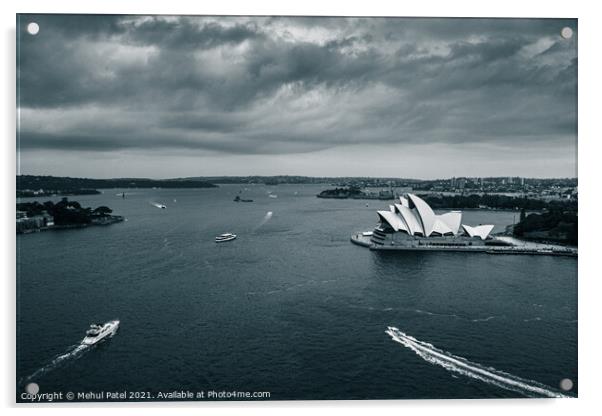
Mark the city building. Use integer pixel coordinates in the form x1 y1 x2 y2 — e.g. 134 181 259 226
16 211 55 233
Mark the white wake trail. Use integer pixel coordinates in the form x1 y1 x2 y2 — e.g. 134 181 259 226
21 344 90 385
253 211 273 232
385 326 571 398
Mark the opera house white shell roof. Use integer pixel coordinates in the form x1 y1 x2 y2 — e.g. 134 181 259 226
461 224 495 240
376 194 494 240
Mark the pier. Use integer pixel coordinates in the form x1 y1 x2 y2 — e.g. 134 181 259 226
350 233 577 257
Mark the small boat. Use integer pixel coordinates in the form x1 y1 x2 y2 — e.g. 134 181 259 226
215 233 237 243
268 194 278 199
234 196 254 202
81 320 120 345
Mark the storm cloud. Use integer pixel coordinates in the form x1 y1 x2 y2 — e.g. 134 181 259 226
17 15 577 178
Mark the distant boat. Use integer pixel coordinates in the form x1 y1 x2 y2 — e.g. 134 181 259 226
268 194 278 199
215 233 237 243
151 202 166 209
234 196 254 202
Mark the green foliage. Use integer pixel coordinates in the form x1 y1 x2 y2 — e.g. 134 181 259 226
513 209 578 245
93 206 113 215
420 194 576 211
17 175 217 191
16 198 114 226
318 187 363 198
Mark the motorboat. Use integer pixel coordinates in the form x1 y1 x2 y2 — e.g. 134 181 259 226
215 233 237 243
81 320 120 345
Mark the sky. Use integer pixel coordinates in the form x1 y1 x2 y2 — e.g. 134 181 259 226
17 15 577 179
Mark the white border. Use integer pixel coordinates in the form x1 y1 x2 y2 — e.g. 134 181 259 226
2 1 601 415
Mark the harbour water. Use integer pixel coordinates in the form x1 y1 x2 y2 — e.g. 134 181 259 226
16 184 577 400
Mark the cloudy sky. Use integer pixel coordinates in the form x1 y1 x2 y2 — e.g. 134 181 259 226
17 15 577 179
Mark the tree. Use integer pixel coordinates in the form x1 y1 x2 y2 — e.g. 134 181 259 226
93 206 113 216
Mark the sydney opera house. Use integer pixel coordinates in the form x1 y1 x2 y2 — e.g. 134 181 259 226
355 194 501 250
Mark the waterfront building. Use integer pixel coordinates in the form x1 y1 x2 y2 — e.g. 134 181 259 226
369 194 497 248
16 212 54 233
351 193 577 256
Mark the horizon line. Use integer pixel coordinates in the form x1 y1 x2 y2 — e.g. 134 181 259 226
16 173 578 181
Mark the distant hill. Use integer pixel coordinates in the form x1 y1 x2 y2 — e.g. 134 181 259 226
17 175 218 194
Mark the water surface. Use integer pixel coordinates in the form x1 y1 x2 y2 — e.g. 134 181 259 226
16 184 577 400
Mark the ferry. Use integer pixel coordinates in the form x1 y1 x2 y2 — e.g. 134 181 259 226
81 320 120 345
215 233 237 243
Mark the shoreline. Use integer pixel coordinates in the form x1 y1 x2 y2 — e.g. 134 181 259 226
350 233 577 257
17 215 125 235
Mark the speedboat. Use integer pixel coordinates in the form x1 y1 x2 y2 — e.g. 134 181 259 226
215 233 237 243
81 320 120 345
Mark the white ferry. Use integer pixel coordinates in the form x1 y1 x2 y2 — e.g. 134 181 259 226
215 233 237 243
81 320 120 345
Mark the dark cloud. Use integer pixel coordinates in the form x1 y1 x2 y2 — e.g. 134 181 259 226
16 14 577 177
125 18 262 49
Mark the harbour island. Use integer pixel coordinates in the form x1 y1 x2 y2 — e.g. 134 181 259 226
16 197 124 234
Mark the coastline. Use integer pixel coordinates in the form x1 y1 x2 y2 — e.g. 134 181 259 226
16 215 125 235
350 232 577 257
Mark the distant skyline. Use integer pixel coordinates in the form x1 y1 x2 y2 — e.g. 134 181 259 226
17 15 577 179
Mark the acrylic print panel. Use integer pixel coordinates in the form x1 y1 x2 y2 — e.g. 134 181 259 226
16 14 577 402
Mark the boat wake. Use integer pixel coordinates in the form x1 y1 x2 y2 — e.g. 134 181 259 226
385 326 571 398
253 211 273 231
20 344 90 386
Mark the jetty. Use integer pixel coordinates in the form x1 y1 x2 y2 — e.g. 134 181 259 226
350 232 577 257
